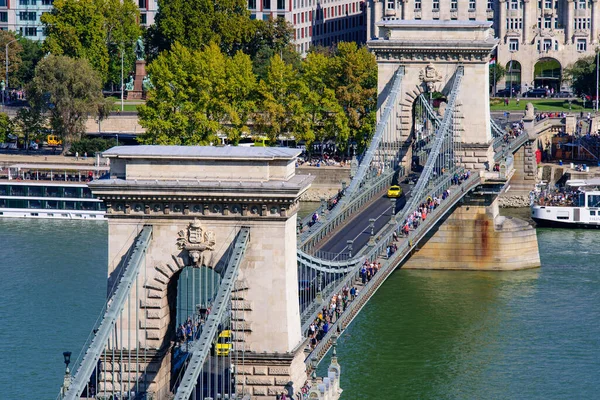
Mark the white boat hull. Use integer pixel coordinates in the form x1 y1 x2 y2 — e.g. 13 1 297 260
0 208 105 220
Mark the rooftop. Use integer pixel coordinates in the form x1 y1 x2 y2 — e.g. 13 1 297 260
103 145 302 160
376 20 493 28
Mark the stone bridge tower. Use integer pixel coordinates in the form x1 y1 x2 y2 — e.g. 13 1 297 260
368 20 498 171
89 146 314 398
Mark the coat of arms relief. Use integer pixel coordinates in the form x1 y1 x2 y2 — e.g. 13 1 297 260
419 63 443 93
177 218 216 268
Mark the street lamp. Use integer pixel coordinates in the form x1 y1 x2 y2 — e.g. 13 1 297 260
120 48 124 112
61 351 72 396
5 38 17 103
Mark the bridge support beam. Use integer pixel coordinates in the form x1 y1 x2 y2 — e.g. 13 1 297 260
401 194 540 270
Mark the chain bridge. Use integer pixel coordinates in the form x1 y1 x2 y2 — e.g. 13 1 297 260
58 20 543 400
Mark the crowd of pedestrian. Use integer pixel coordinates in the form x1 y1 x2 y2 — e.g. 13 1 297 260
176 311 209 348
531 187 580 207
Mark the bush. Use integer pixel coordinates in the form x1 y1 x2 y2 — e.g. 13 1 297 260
69 137 121 156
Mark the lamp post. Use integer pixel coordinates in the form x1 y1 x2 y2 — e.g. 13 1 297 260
61 351 72 397
596 49 599 113
121 48 124 112
4 38 17 104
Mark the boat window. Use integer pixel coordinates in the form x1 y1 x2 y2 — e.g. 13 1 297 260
81 187 92 198
0 199 5 207
10 186 24 196
46 187 60 197
80 202 95 210
587 194 600 208
28 200 42 209
0 186 6 195
64 201 76 210
574 192 585 207
28 186 42 196
64 187 78 197
590 210 596 216
45 200 59 209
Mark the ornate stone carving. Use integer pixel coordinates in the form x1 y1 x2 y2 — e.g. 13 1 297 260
419 63 443 92
176 218 216 268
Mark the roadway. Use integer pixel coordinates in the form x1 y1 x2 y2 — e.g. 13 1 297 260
316 181 413 258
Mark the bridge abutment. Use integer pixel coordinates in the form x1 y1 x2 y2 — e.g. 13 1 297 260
402 195 540 270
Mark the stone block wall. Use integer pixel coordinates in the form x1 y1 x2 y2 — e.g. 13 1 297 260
402 195 540 270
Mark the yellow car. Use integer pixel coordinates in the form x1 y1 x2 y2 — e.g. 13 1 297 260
215 330 233 356
387 185 403 198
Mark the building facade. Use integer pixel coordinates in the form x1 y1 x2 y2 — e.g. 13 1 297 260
368 0 600 93
0 0 157 41
249 0 366 54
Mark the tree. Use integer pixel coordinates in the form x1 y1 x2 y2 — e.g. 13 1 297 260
14 36 43 88
41 0 140 86
565 55 597 97
0 31 23 89
0 112 14 143
248 18 300 80
27 55 109 153
489 64 506 90
150 0 256 56
70 137 121 155
329 42 377 153
300 52 349 154
254 55 309 143
138 42 256 145
15 107 46 150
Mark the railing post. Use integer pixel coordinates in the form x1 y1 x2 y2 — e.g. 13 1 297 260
347 239 353 258
389 197 396 225
368 218 376 246
320 197 327 221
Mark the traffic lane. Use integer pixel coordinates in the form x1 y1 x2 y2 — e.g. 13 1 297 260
318 193 407 255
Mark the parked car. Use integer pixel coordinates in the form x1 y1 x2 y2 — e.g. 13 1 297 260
553 91 572 98
523 89 547 98
495 89 512 97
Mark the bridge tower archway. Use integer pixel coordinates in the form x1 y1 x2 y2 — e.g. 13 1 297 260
368 20 499 171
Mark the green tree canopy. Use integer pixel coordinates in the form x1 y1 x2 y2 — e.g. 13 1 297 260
27 55 109 153
0 31 23 88
565 55 597 96
138 42 256 145
0 112 14 143
41 0 140 86
150 0 256 56
14 36 43 88
489 64 506 89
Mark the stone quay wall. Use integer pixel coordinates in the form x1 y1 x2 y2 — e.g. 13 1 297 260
296 166 350 202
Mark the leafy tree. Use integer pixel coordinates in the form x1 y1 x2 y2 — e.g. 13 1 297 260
329 42 377 153
489 64 506 89
41 0 140 86
0 112 14 143
15 107 46 150
150 0 256 56
300 52 349 154
565 55 597 97
254 55 309 143
138 42 256 145
14 36 43 88
27 55 109 153
249 18 300 80
0 31 23 89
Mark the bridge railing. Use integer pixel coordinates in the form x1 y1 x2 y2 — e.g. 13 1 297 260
305 173 481 367
62 225 153 400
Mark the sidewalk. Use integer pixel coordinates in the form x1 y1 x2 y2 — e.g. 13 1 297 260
0 153 96 167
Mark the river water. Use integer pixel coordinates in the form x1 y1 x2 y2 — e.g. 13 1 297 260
1 214 599 399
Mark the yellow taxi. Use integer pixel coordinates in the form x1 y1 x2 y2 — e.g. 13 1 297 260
387 185 403 198
215 330 233 356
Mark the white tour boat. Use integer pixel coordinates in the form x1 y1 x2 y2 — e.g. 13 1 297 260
0 163 108 220
531 178 600 228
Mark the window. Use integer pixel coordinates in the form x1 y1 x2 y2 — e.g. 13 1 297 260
0 0 6 6
140 13 147 24
0 12 6 22
138 0 146 8
469 0 476 10
487 0 493 10
248 0 256 8
507 18 522 30
415 0 421 10
590 210 596 216
575 18 591 30
544 17 551 29
19 12 36 21
432 0 439 10
509 38 519 51
24 27 37 37
263 0 269 9
387 0 394 9
541 38 552 51
277 0 284 9
41 0 53 4
575 0 586 9
577 38 587 51
510 0 519 10
544 0 551 8
451 0 457 10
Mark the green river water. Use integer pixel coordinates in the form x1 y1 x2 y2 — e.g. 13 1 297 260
0 210 599 399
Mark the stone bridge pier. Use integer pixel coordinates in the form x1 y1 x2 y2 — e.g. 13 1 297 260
89 146 316 398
